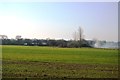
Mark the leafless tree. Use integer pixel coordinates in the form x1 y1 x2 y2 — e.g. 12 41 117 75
78 27 84 47
16 35 22 40
0 35 8 39
73 27 84 47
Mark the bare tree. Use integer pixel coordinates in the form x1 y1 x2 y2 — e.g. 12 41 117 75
72 27 84 47
0 35 8 39
78 27 84 47
16 35 22 40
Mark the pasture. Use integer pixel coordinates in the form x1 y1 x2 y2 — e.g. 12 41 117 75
2 45 118 78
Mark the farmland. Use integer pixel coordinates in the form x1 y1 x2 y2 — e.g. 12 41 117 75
2 45 118 78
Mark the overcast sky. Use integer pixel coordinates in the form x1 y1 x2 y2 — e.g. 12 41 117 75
0 2 118 41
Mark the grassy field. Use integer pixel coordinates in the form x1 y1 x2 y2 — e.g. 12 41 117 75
2 45 118 78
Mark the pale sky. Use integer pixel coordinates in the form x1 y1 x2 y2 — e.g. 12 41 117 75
0 2 118 41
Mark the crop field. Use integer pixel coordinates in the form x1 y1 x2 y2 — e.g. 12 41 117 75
2 45 118 78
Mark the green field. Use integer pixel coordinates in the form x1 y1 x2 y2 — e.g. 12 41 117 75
2 45 118 78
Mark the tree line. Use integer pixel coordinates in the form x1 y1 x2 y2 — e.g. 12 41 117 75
0 38 92 48
0 27 94 48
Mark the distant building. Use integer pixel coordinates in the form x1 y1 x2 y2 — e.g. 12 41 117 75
24 43 27 46
42 42 47 45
